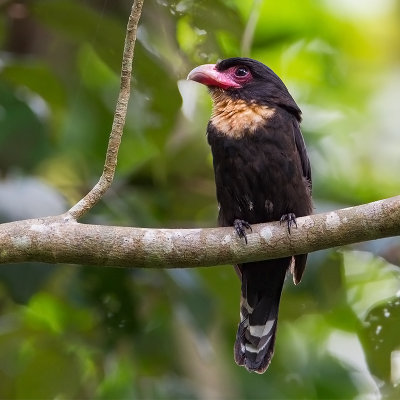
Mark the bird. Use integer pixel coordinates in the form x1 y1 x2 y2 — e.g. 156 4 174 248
187 57 312 373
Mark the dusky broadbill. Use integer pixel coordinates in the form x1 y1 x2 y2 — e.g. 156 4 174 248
187 57 312 373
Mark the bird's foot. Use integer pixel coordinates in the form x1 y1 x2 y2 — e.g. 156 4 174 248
233 219 252 244
280 213 297 234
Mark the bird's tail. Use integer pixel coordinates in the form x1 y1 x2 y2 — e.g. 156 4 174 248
234 258 290 373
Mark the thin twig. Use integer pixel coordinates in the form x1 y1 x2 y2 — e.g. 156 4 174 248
67 0 144 220
241 0 262 57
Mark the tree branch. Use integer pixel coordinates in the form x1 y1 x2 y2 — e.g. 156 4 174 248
66 0 144 221
1 196 399 268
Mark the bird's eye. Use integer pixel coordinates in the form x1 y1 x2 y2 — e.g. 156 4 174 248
235 66 249 77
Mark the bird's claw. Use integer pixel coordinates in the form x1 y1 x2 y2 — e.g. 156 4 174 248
233 219 252 244
280 213 297 234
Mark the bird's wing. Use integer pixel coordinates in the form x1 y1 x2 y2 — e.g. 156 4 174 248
293 121 312 190
292 121 312 284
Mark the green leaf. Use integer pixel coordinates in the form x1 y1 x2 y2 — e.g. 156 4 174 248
32 0 125 70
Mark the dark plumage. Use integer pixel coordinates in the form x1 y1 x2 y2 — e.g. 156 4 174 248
188 57 312 373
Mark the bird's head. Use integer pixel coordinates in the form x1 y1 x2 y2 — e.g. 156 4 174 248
187 57 301 122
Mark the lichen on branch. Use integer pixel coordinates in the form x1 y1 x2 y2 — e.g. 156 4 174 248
1 196 399 268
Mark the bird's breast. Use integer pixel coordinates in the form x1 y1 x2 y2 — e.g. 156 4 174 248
210 91 275 139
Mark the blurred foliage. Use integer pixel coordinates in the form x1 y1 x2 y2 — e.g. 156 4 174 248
0 0 400 398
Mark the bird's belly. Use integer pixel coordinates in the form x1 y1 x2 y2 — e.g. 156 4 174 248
214 143 310 226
